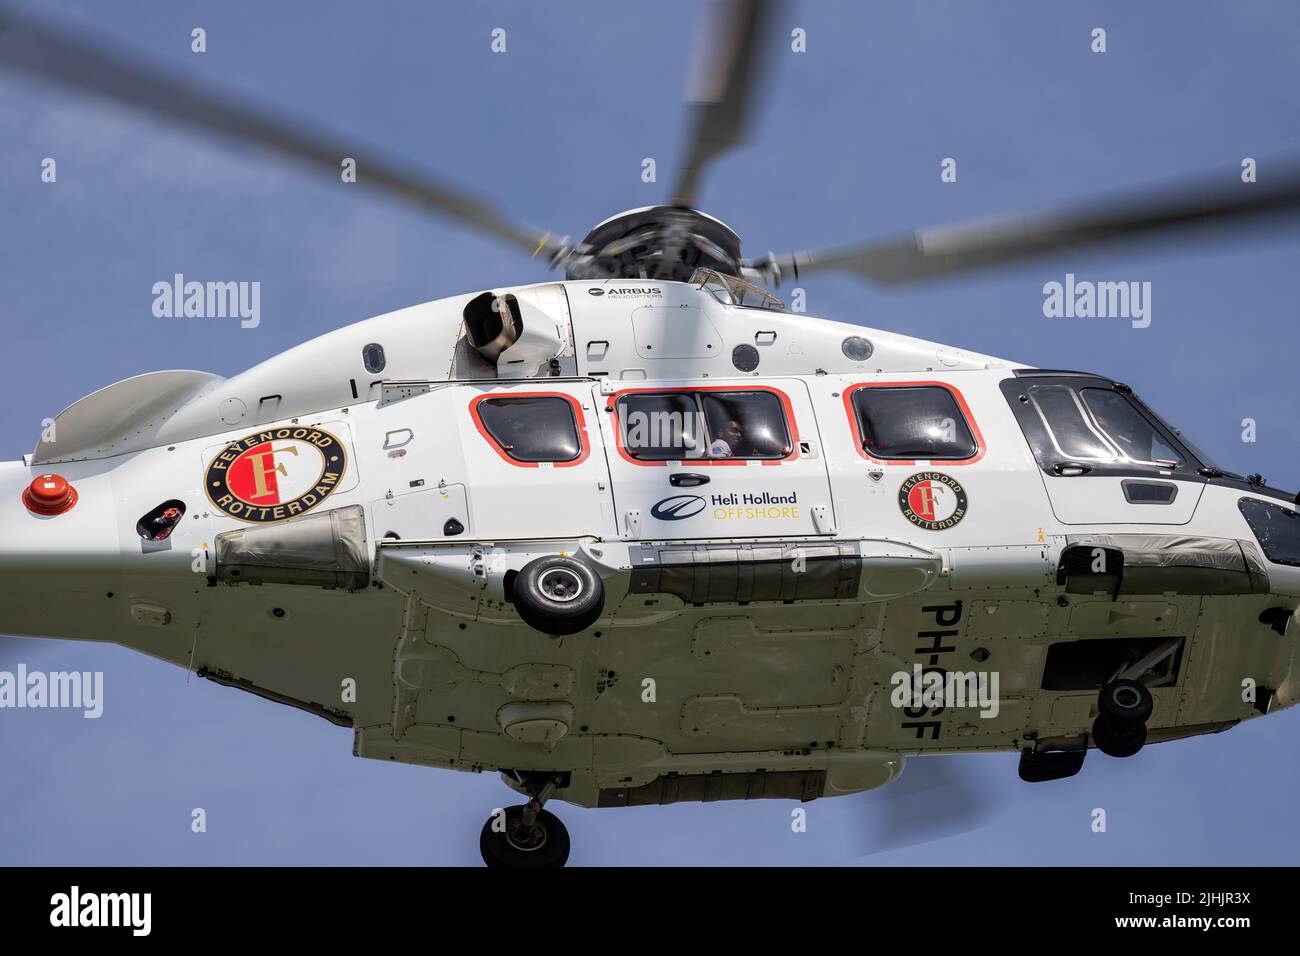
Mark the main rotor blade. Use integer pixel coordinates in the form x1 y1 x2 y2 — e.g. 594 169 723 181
671 0 785 206
0 6 566 262
762 162 1300 286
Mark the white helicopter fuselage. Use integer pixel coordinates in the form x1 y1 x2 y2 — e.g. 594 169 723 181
3 278 1297 808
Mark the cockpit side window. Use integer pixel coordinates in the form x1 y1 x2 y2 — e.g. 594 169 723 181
847 384 979 461
475 395 583 463
615 388 792 462
1027 384 1118 462
1079 388 1183 466
1003 375 1199 479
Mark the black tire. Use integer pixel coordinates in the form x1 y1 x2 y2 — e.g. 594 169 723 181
1098 679 1154 723
479 805 570 868
1091 716 1147 758
513 556 603 636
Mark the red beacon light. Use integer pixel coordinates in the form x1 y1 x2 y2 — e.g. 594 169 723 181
22 473 78 516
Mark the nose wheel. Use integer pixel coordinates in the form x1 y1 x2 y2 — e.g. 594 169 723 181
480 773 570 868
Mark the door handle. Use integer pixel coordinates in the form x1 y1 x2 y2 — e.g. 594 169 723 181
1052 462 1092 477
670 473 710 487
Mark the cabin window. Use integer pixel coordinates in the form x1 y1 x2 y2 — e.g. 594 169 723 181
476 395 582 463
617 389 792 461
618 392 705 459
849 385 977 460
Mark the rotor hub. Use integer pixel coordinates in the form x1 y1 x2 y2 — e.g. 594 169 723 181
565 205 745 282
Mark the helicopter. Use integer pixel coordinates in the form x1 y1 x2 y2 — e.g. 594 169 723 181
2 1 1299 868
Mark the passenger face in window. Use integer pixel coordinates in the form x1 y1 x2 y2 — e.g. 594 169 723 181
710 418 750 457
701 392 790 459
619 390 789 461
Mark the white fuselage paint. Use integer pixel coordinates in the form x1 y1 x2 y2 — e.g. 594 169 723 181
1 279 1295 808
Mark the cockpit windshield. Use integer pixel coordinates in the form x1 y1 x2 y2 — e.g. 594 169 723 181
691 268 785 312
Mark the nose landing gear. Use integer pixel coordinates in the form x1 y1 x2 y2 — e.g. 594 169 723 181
1091 678 1154 758
480 773 571 868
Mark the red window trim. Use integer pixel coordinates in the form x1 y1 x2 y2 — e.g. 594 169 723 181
842 380 986 466
468 391 591 468
608 384 800 467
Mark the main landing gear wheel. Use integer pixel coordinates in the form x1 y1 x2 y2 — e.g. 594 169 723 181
513 555 604 637
1091 716 1148 758
479 805 571 868
1098 678 1154 724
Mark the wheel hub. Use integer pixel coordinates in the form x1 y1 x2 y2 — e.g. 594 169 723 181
539 567 583 603
1111 686 1142 710
505 817 548 852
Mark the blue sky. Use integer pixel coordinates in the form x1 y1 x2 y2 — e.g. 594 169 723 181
0 0 1297 864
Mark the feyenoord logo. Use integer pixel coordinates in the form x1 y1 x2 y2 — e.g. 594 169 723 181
206 426 347 522
898 472 968 531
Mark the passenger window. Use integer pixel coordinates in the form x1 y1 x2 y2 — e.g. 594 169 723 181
617 389 791 461
477 396 582 463
850 385 977 460
699 391 790 459
618 392 706 459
